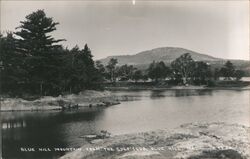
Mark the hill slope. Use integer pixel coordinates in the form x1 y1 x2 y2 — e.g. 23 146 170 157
99 47 221 66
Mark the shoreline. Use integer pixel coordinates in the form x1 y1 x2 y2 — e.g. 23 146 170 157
60 122 250 159
105 85 250 91
0 90 136 112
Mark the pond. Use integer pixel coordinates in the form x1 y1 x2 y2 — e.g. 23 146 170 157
1 90 249 159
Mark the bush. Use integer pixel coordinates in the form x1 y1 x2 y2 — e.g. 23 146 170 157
207 80 216 87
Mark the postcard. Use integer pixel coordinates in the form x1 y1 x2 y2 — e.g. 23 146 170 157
0 0 249 159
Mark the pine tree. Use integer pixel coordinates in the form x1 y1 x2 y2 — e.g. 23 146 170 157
15 9 64 55
0 32 27 95
220 61 235 80
14 10 65 95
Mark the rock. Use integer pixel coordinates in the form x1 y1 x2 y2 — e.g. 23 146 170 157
90 139 103 144
80 135 98 139
60 123 250 159
80 131 112 143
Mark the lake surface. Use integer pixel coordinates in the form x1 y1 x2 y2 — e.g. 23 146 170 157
1 90 249 159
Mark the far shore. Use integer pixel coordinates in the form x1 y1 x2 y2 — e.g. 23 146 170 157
105 85 250 91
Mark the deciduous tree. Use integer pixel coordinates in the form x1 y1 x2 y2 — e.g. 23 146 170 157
106 58 118 83
171 53 195 84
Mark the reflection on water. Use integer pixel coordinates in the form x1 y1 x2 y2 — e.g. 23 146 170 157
1 108 105 159
1 90 249 159
110 89 213 99
2 120 26 129
149 89 212 98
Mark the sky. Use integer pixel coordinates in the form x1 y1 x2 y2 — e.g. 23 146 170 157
1 0 249 60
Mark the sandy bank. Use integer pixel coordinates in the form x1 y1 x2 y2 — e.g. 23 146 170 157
0 90 136 112
60 122 250 159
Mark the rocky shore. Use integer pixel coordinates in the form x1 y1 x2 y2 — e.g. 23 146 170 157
0 90 137 111
60 122 250 159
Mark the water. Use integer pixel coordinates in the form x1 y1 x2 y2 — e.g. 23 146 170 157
1 90 249 159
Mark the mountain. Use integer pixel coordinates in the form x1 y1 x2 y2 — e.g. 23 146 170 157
98 47 250 75
99 47 222 66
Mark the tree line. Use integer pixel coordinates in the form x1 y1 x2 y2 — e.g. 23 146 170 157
0 10 245 97
97 53 244 86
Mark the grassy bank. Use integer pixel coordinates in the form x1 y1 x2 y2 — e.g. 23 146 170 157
0 90 137 112
60 122 250 159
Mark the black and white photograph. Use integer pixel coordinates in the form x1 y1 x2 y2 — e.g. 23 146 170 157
0 0 249 159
